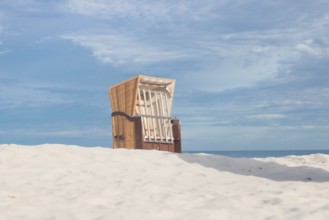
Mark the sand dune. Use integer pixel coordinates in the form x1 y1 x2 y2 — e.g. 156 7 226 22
1 144 328 220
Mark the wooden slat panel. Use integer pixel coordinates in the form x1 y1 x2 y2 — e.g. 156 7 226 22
109 87 118 112
109 76 139 116
132 76 140 115
112 116 121 148
124 78 138 116
111 117 116 148
119 115 124 148
123 117 136 149
117 84 126 113
125 127 134 149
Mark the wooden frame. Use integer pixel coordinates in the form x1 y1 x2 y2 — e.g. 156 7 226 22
109 75 182 153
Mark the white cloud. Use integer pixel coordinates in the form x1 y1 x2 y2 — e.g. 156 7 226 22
0 50 7 55
0 33 10 56
60 28 296 91
0 49 10 55
273 99 311 108
63 0 223 21
296 43 319 57
0 83 74 109
59 0 329 93
60 0 329 94
0 0 61 14
295 41 329 58
246 114 286 120
61 34 194 64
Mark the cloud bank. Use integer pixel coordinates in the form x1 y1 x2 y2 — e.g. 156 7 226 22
0 0 329 149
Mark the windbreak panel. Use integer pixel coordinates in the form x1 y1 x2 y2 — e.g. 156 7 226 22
135 88 173 143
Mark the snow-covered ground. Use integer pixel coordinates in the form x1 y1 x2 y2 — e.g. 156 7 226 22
0 144 328 220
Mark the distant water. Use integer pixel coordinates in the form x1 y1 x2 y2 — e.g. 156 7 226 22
184 150 329 158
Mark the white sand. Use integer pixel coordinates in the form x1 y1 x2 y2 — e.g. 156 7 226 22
0 144 328 220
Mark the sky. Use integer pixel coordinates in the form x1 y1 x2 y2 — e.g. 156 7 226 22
0 0 329 151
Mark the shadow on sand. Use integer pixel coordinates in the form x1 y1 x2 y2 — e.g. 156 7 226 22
178 153 329 182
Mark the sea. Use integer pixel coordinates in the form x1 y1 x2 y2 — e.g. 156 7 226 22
184 150 329 158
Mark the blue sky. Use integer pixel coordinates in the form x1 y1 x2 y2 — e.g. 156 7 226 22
0 0 329 150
